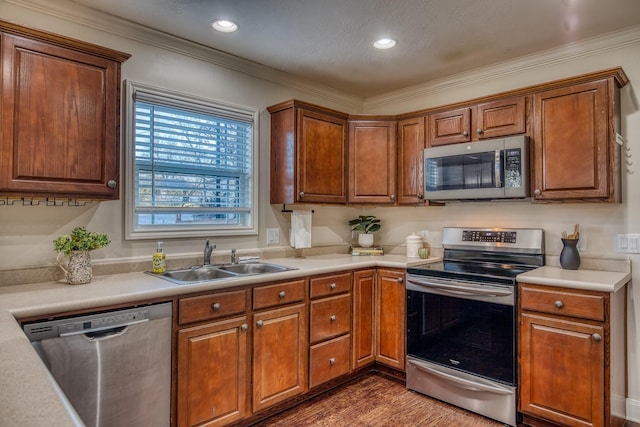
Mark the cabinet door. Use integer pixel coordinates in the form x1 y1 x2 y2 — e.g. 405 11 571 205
375 269 406 370
253 303 307 412
520 312 604 427
296 109 348 204
428 107 471 146
397 117 426 205
0 34 125 199
476 96 526 139
348 120 397 204
177 316 249 427
352 269 375 369
532 80 612 201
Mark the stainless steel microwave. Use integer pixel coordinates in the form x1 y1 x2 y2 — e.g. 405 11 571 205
424 135 529 201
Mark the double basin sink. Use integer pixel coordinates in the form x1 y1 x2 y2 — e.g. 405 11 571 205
149 262 297 285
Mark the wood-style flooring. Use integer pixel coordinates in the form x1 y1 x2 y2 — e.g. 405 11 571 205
253 374 503 426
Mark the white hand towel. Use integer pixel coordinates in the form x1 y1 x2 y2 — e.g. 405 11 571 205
290 210 312 249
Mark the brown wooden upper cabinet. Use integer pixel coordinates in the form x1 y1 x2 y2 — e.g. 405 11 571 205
397 116 426 205
532 70 628 202
348 118 397 204
0 20 130 200
268 100 348 205
428 96 527 146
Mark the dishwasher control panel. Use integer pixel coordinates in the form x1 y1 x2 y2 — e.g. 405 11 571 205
23 302 171 341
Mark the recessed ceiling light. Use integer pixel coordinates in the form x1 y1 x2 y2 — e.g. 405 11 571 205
211 19 238 33
373 38 397 49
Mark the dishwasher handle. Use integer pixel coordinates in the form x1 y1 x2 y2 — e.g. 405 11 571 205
59 318 149 337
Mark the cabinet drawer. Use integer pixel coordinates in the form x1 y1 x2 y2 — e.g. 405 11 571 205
309 294 351 344
253 279 305 310
520 284 605 321
310 272 351 299
309 334 351 388
179 290 247 325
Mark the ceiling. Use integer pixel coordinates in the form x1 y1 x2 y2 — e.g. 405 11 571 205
71 0 640 98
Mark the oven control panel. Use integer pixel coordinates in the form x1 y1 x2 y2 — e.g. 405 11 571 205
462 230 517 243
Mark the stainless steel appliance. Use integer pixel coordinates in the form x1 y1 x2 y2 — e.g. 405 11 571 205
23 302 172 427
423 135 529 201
406 227 544 426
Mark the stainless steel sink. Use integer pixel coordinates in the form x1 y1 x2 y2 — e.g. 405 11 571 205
148 262 296 285
218 262 294 275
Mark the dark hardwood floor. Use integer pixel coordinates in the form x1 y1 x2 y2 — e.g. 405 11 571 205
253 374 503 426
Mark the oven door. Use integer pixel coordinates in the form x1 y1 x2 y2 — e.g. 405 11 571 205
406 274 518 426
406 274 516 385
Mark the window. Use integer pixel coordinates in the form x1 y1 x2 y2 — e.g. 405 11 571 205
125 81 258 240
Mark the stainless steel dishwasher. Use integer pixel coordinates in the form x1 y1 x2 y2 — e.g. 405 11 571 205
23 302 172 427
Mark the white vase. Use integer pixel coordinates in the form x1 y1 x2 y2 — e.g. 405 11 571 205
358 233 374 248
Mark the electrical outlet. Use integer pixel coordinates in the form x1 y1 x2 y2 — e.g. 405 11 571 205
576 233 586 252
266 228 280 245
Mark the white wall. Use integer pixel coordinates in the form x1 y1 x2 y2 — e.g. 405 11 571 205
1 0 640 419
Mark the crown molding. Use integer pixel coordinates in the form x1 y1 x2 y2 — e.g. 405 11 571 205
364 24 640 111
3 0 364 112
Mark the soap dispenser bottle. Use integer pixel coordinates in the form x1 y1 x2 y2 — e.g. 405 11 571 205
152 242 166 273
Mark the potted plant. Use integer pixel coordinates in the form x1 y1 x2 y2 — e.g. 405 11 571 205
53 227 111 284
348 215 381 247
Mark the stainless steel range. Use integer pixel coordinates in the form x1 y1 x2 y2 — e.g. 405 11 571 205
405 227 544 426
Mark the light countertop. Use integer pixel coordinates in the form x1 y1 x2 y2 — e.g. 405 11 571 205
0 254 631 426
516 265 631 293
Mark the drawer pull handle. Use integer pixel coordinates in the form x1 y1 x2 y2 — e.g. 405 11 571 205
330 283 337 290
278 291 286 299
554 300 564 309
256 320 264 328
397 277 404 284
241 324 248 332
592 333 602 342
329 314 337 323
329 357 336 365
212 303 221 311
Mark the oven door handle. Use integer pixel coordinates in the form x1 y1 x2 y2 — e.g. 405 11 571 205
407 277 512 297
409 360 513 395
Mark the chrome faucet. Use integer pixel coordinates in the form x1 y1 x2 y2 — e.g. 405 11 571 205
231 248 237 264
203 240 215 265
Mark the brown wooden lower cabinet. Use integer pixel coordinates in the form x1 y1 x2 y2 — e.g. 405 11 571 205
177 316 249 427
375 269 406 370
352 269 376 369
519 283 627 427
252 302 307 412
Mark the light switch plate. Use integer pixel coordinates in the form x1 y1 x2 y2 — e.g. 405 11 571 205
616 234 640 253
266 228 280 245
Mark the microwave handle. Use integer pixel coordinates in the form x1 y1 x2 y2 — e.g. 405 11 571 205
494 150 502 188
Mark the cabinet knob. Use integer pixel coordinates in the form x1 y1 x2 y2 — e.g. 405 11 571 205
212 302 221 311
476 128 483 135
397 277 404 284
329 314 337 323
534 189 542 197
554 300 564 309
278 290 286 299
241 324 248 332
462 131 469 137
329 357 336 365
256 320 264 328
107 180 117 189
299 191 305 198
390 194 395 200
329 283 337 290
592 333 602 342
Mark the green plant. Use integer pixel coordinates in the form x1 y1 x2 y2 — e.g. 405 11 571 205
53 227 111 256
348 215 381 234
